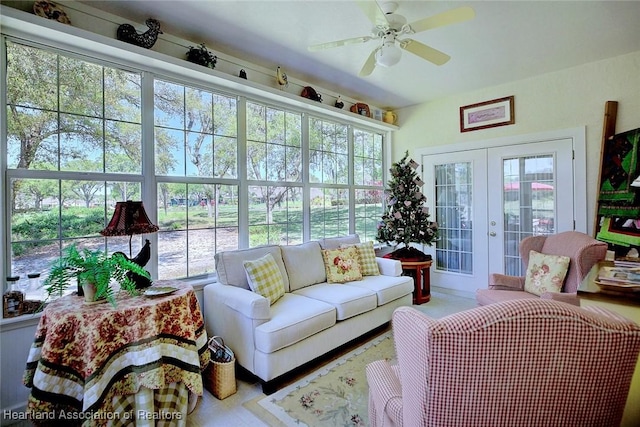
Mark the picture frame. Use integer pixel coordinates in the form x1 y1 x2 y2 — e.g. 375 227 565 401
460 96 515 132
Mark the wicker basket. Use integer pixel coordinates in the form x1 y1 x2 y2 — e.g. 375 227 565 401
204 358 236 399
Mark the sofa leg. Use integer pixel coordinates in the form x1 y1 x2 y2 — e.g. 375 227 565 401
262 380 279 395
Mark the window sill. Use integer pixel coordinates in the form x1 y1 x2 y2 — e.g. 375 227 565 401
0 311 42 332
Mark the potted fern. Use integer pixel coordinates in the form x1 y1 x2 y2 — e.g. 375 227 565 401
43 245 151 307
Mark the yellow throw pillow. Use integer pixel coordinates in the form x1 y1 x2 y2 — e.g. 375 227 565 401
322 246 363 283
243 253 285 305
340 241 380 276
524 250 570 296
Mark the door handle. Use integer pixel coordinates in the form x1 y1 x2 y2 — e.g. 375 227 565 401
489 231 497 237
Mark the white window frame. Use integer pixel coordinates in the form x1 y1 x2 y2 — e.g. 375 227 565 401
1 19 392 287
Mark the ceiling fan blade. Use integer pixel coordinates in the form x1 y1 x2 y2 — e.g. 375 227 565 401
355 0 389 28
408 6 475 34
400 39 450 66
308 35 373 51
359 48 378 77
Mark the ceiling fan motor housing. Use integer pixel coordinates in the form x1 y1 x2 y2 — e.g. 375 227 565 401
380 1 399 15
383 13 407 32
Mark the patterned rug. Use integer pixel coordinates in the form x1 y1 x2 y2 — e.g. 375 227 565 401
243 291 477 426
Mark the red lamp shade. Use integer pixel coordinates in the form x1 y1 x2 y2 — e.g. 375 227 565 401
100 201 159 237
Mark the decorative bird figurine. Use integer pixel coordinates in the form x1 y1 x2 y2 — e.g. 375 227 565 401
335 96 344 109
276 66 288 90
117 18 163 49
114 239 153 289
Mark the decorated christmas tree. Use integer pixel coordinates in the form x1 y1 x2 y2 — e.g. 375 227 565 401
376 152 438 260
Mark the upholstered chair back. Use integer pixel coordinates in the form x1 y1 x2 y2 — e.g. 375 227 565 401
367 301 640 427
519 231 608 292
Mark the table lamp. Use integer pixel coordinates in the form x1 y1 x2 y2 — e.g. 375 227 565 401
100 201 159 288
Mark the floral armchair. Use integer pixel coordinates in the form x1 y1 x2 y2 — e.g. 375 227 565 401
476 231 608 306
366 301 640 427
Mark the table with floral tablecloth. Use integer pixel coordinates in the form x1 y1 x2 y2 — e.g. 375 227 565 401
23 281 210 426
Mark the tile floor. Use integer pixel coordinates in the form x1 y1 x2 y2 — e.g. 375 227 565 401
188 378 268 427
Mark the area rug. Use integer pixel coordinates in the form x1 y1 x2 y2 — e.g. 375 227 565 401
243 291 476 426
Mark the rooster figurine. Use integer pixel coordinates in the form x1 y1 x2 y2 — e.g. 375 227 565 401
117 18 163 49
276 66 288 90
114 239 153 289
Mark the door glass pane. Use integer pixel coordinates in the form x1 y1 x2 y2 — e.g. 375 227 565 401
503 154 555 275
435 162 473 274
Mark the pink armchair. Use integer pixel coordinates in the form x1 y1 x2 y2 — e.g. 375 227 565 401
366 301 640 427
476 231 608 306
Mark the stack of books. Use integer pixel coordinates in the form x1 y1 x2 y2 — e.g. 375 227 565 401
596 260 640 293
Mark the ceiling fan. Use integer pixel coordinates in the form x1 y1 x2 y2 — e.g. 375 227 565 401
308 1 475 76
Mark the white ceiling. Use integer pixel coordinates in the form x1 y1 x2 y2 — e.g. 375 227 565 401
80 0 640 109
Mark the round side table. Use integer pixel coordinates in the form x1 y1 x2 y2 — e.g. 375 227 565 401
400 260 432 304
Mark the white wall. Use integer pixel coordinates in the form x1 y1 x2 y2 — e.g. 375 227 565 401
394 50 640 236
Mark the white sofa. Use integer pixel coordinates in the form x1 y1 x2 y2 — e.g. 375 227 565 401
202 235 413 392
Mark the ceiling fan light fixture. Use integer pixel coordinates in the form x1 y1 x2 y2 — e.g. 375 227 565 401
375 42 402 67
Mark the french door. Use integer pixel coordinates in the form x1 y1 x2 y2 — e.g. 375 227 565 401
420 136 577 292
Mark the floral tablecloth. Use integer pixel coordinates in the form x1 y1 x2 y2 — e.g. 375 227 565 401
23 281 210 426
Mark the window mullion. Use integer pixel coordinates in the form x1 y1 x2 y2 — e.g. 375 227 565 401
237 96 249 248
1 37 7 285
301 113 310 242
141 72 158 279
348 125 356 234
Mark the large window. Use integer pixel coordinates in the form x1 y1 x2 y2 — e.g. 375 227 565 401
246 102 302 246
353 128 384 242
153 79 239 279
3 38 386 289
5 40 144 292
309 118 350 239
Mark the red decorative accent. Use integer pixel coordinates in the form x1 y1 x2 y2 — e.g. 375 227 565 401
382 247 432 262
100 201 158 237
100 201 158 258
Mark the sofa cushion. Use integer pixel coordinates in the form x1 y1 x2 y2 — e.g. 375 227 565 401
281 241 326 291
254 294 336 353
524 250 570 296
347 275 414 305
341 241 380 276
293 283 377 320
322 246 363 283
318 234 360 249
243 253 286 305
215 245 290 291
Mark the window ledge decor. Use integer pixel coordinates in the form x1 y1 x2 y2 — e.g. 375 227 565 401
460 95 514 132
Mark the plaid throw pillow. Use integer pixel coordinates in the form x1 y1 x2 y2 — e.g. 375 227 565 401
243 253 285 305
524 250 570 296
322 246 363 283
341 241 380 276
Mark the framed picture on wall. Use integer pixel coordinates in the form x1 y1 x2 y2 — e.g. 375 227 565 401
460 96 515 132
